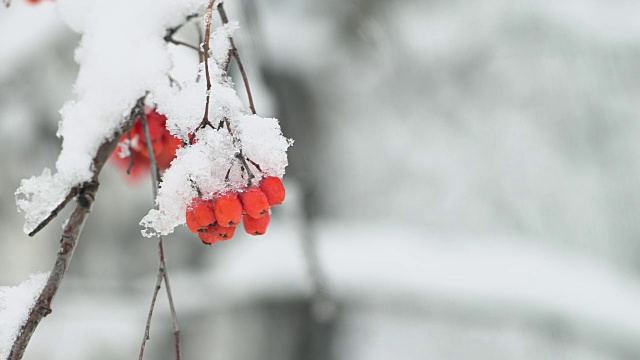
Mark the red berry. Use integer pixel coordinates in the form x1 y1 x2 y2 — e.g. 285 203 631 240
239 187 270 218
185 208 203 232
214 193 243 227
207 223 236 240
189 198 216 228
259 177 285 206
198 231 221 244
243 212 270 236
155 134 182 170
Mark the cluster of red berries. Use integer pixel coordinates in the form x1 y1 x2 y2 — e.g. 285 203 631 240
111 108 182 180
185 177 285 244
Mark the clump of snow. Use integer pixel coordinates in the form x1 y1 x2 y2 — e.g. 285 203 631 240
13 0 291 237
141 22 291 237
237 115 293 178
15 0 209 235
209 21 239 69
140 111 291 237
0 273 49 359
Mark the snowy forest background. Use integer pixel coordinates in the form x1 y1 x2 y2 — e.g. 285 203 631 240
2 0 640 359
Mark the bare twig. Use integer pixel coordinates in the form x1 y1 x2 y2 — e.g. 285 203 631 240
126 131 135 175
245 157 263 173
138 265 164 360
217 3 257 115
28 100 145 236
164 36 203 54
200 0 216 129
3 0 10 8
138 112 181 360
27 188 79 237
7 98 144 360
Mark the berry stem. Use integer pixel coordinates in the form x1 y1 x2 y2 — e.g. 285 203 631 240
126 131 135 175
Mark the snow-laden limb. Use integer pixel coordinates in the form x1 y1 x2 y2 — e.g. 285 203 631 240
15 0 209 235
0 273 49 359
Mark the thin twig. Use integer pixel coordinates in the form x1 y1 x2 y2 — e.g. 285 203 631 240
126 131 135 175
200 0 216 129
27 188 79 237
7 98 144 360
138 265 164 360
166 14 199 37
28 100 145 236
217 3 257 115
138 111 181 360
168 74 183 90
3 0 10 8
245 157 262 173
165 36 203 54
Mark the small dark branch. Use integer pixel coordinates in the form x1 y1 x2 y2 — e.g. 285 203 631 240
126 131 135 175
8 97 144 360
236 152 254 186
217 3 257 115
27 188 79 237
3 0 10 8
164 36 204 54
139 112 181 360
165 13 199 39
161 244 181 360
245 157 262 173
224 162 233 182
140 112 161 192
200 0 216 129
168 75 183 90
8 181 99 360
138 266 164 360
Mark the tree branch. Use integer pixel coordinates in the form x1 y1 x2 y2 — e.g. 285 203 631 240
137 111 181 360
7 98 144 360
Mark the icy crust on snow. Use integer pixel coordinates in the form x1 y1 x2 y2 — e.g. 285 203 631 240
0 273 49 358
15 0 208 234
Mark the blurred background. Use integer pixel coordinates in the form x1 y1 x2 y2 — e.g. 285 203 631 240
2 0 640 359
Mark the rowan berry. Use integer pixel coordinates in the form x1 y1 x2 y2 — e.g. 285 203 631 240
239 187 270 218
207 223 236 240
243 212 270 236
214 193 243 227
198 231 221 244
188 198 216 228
185 207 203 232
259 176 285 206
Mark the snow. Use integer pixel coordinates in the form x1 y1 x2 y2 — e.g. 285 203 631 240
0 272 49 359
14 0 208 235
139 113 290 237
14 0 291 237
142 23 291 237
